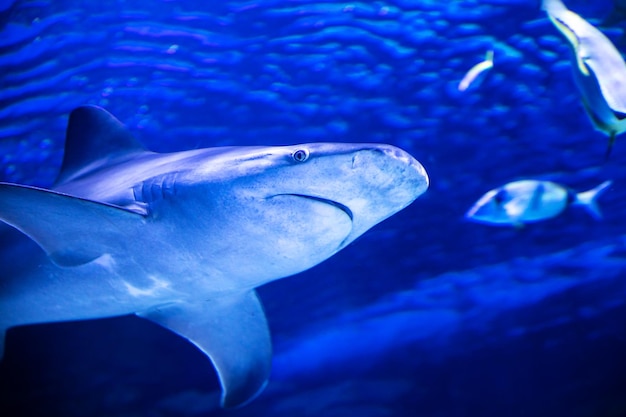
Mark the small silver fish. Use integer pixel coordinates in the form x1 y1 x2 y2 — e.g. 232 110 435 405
458 50 494 92
466 180 612 226
543 0 626 158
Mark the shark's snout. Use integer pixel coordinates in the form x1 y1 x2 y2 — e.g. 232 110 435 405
381 144 429 184
317 144 429 250
350 144 429 202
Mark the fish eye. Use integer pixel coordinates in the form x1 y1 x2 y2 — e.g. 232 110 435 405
292 149 309 163
493 189 507 205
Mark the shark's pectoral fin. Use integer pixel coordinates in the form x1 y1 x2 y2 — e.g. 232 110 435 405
136 291 272 408
0 183 145 266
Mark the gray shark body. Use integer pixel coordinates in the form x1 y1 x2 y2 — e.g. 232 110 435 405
0 106 428 407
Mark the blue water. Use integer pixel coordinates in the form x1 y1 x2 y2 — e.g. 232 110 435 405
1 0 626 416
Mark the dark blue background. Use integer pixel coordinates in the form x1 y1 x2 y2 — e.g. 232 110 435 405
1 0 625 416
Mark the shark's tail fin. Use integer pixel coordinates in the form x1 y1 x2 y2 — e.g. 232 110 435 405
574 180 612 220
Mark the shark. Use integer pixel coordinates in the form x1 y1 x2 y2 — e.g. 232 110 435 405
0 106 429 408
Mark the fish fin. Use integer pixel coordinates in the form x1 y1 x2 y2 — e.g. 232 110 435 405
579 96 614 137
55 106 150 185
485 49 494 64
137 292 271 408
546 13 590 76
0 182 145 266
574 180 612 220
529 183 545 211
605 131 617 162
504 201 525 224
579 97 626 156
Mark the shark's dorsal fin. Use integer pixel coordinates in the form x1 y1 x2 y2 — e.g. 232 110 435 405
55 105 147 184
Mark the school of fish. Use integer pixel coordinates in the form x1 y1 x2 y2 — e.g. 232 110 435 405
465 0 621 227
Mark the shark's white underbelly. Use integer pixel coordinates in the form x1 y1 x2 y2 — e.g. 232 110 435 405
0 236 183 327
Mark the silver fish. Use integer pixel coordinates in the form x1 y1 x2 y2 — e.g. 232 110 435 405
466 179 611 226
458 50 494 92
543 0 626 157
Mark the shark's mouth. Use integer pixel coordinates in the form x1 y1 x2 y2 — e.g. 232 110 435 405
276 193 353 221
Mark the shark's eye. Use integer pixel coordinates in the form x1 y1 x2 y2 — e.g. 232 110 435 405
292 149 309 163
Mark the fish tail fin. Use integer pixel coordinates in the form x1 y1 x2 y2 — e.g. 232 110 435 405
575 180 612 220
485 49 494 64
